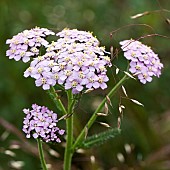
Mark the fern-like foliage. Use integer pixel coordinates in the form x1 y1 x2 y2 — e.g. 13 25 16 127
79 128 121 149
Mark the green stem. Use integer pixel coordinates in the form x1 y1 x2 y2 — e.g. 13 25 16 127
64 90 74 170
72 74 128 151
48 87 67 115
37 138 48 170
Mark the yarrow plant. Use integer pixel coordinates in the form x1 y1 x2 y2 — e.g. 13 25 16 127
6 26 163 170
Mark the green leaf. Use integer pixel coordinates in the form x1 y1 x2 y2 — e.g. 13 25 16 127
79 128 121 149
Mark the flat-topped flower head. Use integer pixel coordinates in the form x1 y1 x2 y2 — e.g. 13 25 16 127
56 28 100 46
22 104 65 143
24 28 112 93
120 39 163 84
6 27 55 63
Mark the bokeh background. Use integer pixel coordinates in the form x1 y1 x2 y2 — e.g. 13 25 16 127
0 0 170 169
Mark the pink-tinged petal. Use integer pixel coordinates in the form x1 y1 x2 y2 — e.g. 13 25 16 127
72 88 79 94
100 83 107 89
49 79 56 86
140 79 146 84
65 83 71 89
146 77 152 82
24 71 30 77
130 61 136 67
73 65 80 71
26 134 31 138
8 54 15 59
81 78 88 85
33 74 41 79
60 75 67 81
89 67 95 72
138 74 143 80
33 133 38 138
129 67 136 74
41 40 49 46
76 84 83 91
93 82 100 89
86 83 92 89
35 79 42 86
14 55 21 61
58 79 64 85
6 50 12 56
27 51 34 56
29 41 35 47
56 138 61 143
43 84 50 90
21 44 28 50
22 56 30 63
6 39 11 44
52 66 60 72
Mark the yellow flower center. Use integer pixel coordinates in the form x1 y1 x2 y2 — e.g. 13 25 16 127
11 49 16 53
99 66 106 72
135 65 141 70
48 61 54 67
98 77 103 83
78 61 83 66
72 81 78 87
89 78 94 83
65 70 72 76
31 47 38 53
54 74 59 80
143 73 148 78
36 37 42 42
59 64 65 69
104 56 110 62
65 57 70 62
41 78 46 84
90 62 94 66
13 40 19 45
131 52 136 57
20 51 25 56
38 56 43 61
79 72 85 78
28 67 33 72
143 55 148 60
37 68 43 73
24 39 29 44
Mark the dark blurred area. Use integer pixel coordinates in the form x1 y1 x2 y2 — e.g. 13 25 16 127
0 0 170 169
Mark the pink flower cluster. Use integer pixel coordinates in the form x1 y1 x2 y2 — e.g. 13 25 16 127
24 28 112 93
120 39 163 84
6 27 55 63
23 104 65 143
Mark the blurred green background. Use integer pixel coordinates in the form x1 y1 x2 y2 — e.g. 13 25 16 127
0 0 170 169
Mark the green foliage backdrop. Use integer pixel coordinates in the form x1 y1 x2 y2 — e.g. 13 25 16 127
0 0 170 169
